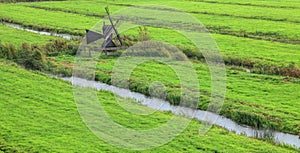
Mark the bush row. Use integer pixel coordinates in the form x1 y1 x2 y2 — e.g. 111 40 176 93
0 141 22 153
0 40 77 71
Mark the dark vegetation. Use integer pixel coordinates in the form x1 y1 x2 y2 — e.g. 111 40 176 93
0 40 76 72
0 140 22 153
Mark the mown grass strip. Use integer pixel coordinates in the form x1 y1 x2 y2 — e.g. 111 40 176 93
97 0 300 23
124 26 300 69
184 0 300 9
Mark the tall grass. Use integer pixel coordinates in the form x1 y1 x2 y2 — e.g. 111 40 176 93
0 40 77 72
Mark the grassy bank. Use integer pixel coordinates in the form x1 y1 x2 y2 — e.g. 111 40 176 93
0 5 98 35
0 24 64 44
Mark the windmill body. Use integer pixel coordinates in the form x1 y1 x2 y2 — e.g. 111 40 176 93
85 7 123 54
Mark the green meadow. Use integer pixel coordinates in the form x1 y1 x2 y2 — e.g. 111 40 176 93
0 0 299 152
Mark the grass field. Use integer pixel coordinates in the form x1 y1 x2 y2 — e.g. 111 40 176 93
14 0 300 42
0 62 298 152
0 0 299 151
0 0 299 134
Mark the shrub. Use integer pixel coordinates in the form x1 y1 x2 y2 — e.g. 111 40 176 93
138 26 151 42
45 40 71 56
0 42 48 71
224 110 277 130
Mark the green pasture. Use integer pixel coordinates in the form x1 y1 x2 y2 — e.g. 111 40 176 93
0 0 299 151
